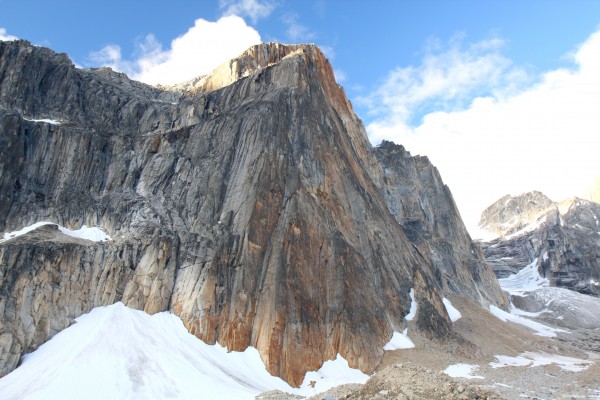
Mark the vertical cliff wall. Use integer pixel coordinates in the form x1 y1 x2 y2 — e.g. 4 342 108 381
0 41 506 385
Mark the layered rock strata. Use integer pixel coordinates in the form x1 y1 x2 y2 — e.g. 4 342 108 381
0 40 506 385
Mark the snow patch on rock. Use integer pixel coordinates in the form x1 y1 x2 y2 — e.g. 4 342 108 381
490 352 592 372
1 221 111 243
383 329 415 350
24 117 61 125
442 298 462 322
488 305 566 337
443 364 484 379
405 288 417 321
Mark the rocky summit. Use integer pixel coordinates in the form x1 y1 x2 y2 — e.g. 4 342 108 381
479 191 600 296
0 40 506 385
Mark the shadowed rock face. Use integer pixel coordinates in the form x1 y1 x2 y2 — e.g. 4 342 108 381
0 40 506 385
479 192 600 296
374 141 504 307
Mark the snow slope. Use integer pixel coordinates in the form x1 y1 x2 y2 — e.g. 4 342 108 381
0 303 367 400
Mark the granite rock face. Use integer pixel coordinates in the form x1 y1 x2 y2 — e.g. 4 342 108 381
0 40 506 385
373 141 504 307
479 192 600 296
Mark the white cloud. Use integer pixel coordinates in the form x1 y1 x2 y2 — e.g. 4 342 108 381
282 13 316 42
333 68 347 83
88 16 261 86
219 0 275 24
364 31 600 233
319 44 335 60
0 27 18 41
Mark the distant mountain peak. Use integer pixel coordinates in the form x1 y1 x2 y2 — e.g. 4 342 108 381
479 191 600 296
478 191 555 237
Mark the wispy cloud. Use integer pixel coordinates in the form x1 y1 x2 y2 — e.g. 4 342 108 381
87 16 261 86
219 0 276 24
360 35 527 126
0 27 18 41
364 31 600 232
282 13 316 42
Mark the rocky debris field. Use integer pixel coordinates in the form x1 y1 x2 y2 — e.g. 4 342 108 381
342 363 499 400
256 363 500 399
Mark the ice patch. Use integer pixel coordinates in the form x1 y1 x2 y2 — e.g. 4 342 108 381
442 298 462 322
405 288 417 321
300 354 369 395
58 225 111 241
490 352 592 372
498 259 548 294
383 329 415 350
488 305 566 337
443 364 484 379
24 117 61 125
1 221 111 243
0 303 367 400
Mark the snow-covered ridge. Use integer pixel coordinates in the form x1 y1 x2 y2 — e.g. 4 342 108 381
1 221 111 243
0 303 368 400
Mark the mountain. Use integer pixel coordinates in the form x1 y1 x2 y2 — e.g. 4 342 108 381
0 40 506 386
478 192 600 296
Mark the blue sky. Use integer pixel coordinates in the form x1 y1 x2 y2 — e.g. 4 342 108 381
2 0 600 233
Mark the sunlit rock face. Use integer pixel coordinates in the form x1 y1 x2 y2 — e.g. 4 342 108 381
479 192 600 296
0 40 506 385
